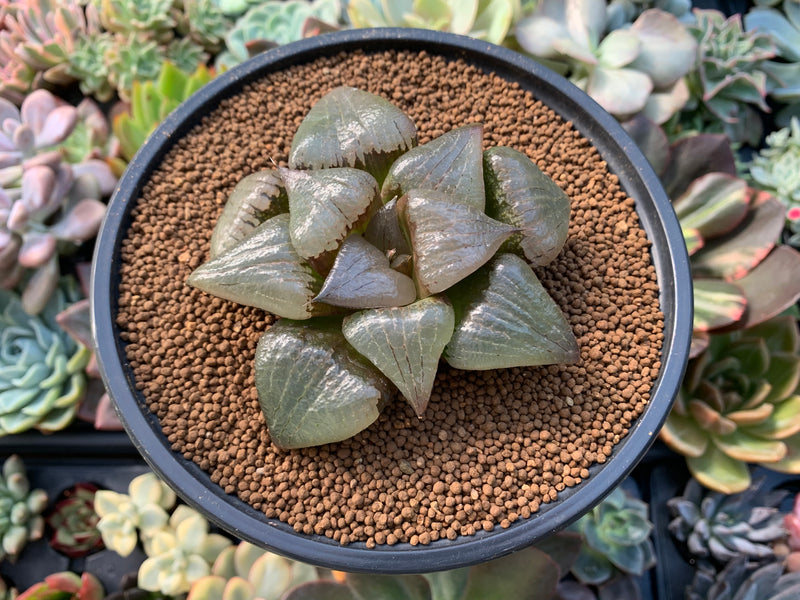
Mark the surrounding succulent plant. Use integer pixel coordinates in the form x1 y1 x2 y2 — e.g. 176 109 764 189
346 0 522 46
605 0 692 30
668 477 788 572
0 277 90 435
569 486 656 585
661 315 800 493
784 491 800 571
515 1 697 123
0 455 48 562
188 86 578 449
94 471 176 557
113 61 214 161
187 541 317 600
686 555 800 600
176 0 234 53
16 572 103 600
95 0 176 42
138 505 232 596
45 482 103 558
215 0 341 70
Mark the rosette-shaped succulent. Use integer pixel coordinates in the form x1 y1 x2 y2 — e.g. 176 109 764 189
668 478 787 572
188 86 579 450
94 471 176 557
687 556 800 600
176 0 233 53
568 486 656 585
96 0 176 42
0 455 47 562
605 0 692 30
0 277 90 435
346 0 522 45
515 0 697 123
138 505 232 596
187 541 317 600
16 572 103 600
661 315 800 493
46 482 103 558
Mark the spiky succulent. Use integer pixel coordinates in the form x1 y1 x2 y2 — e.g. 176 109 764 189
138 505 232 596
0 89 112 314
187 541 317 600
346 0 522 45
0 455 47 562
45 482 103 558
687 556 800 600
187 86 579 450
515 1 697 123
568 486 656 585
668 478 788 572
661 315 800 493
16 572 103 600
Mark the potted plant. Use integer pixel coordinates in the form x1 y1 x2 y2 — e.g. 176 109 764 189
91 28 692 573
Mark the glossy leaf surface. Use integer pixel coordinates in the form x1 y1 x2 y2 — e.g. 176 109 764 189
364 197 411 256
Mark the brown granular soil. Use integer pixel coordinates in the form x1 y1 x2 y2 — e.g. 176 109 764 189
115 49 664 547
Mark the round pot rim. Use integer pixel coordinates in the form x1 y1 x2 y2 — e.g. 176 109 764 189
91 27 692 574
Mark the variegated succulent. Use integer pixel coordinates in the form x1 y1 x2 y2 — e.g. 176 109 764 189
17 572 103 600
46 482 103 558
515 0 697 123
188 86 578 449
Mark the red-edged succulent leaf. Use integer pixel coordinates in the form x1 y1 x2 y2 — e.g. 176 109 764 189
673 174 749 242
733 246 800 330
692 278 746 332
662 133 737 199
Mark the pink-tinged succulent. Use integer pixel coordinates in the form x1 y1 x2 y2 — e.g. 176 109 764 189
17 572 103 600
45 482 104 558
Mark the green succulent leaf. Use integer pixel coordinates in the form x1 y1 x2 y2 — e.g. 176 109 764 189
483 146 571 266
674 174 749 242
315 236 416 309
692 279 746 332
661 410 710 458
462 546 562 600
255 320 393 449
423 570 469 600
629 9 697 89
683 227 703 256
382 124 486 210
761 353 800 405
342 296 455 418
346 573 431 600
748 394 800 440
444 254 579 370
766 432 800 473
571 547 614 586
686 443 752 494
282 581 356 600
713 430 787 463
727 337 770 378
586 66 653 117
533 532 584 576
364 197 412 256
209 169 289 258
289 86 417 185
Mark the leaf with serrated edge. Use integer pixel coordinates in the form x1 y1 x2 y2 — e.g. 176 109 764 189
281 167 380 274
255 320 393 450
210 169 288 258
484 146 570 266
315 236 416 309
289 86 417 185
382 124 485 210
343 296 455 418
398 189 517 297
444 253 579 370
187 214 331 320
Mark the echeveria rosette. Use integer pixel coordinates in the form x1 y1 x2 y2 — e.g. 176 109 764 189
45 482 103 558
687 557 800 600
661 315 800 493
188 86 578 450
0 455 48 562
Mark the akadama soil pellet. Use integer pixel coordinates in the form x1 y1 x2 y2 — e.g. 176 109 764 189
115 49 664 547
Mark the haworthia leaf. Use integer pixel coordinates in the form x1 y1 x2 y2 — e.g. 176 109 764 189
209 169 289 258
484 146 571 266
186 214 332 320
255 320 393 450
444 254 579 370
281 167 380 274
382 124 486 210
342 296 455 418
364 198 411 256
397 189 517 297
289 86 417 185
315 235 416 309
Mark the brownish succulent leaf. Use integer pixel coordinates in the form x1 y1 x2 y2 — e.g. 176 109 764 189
621 115 670 176
462 546 561 600
483 146 571 266
662 133 737 199
533 532 584 575
690 331 710 358
283 582 356 600
382 124 485 210
289 86 417 185
314 235 416 309
209 169 289 258
364 197 411 256
346 573 432 600
688 399 736 436
398 190 517 297
692 278 746 332
673 174 749 241
726 404 774 426
732 247 800 330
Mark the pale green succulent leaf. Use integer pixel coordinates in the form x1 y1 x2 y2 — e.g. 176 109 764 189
761 354 800 405
660 411 709 457
745 8 800 62
471 0 515 44
687 443 751 494
642 77 690 125
683 227 703 256
692 279 746 332
364 198 411 256
199 533 233 564
423 569 469 600
727 337 770 378
571 547 614 585
225 578 255 600
232 540 264 576
346 573 431 600
748 395 800 440
210 545 237 577
629 9 697 88
673 174 749 240
250 553 295 599
596 29 639 69
765 432 800 473
282 581 356 600
586 66 652 117
514 2 570 59
187 576 227 600
129 472 174 509
343 296 455 418
713 430 787 463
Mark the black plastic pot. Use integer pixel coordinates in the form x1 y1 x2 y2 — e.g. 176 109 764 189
92 28 693 574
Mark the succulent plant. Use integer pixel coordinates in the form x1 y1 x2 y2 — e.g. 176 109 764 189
67 32 116 103
176 0 233 53
187 541 317 600
568 486 656 585
605 0 692 30
668 477 788 572
113 61 214 161
784 491 800 571
95 0 176 43
138 505 232 596
45 482 103 558
187 86 578 450
0 277 90 435
215 0 341 70
0 89 113 314
0 455 47 562
346 0 522 46
94 471 176 557
515 1 697 123
660 315 800 493
686 556 800 600
16 572 103 600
